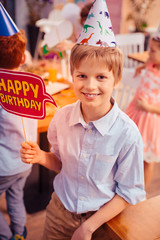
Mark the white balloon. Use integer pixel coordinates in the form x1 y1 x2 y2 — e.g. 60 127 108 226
61 3 81 30
36 7 75 48
43 20 73 48
48 9 63 22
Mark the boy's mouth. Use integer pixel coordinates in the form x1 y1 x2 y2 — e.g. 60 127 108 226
82 92 100 100
83 93 100 97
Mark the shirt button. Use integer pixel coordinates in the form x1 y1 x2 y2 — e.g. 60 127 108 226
81 176 84 180
83 153 86 158
81 197 85 201
88 129 92 133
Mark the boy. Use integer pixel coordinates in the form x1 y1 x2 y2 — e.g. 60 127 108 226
0 3 37 240
20 0 145 239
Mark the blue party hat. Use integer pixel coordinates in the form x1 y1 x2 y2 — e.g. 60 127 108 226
0 2 19 37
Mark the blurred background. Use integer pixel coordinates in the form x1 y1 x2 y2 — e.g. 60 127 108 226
0 1 160 239
1 0 159 56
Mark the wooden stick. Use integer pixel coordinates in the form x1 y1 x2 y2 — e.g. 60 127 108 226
21 117 27 142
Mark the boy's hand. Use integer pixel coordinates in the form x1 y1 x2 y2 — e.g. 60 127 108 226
20 141 42 164
71 223 92 240
56 40 74 51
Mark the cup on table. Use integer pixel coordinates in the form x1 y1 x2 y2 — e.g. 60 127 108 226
48 68 57 82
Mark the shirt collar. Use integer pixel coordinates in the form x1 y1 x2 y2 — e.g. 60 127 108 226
69 100 86 127
69 99 120 136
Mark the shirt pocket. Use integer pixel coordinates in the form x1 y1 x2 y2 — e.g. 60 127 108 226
90 153 117 184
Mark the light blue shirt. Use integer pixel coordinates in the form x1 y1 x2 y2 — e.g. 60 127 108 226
48 99 146 214
0 107 37 176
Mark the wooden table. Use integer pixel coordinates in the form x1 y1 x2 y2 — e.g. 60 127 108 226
128 51 149 64
106 195 160 240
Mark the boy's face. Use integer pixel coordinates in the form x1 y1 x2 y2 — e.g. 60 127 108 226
73 58 116 120
149 39 160 65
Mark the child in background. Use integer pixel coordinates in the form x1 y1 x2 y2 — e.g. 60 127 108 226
0 3 37 240
20 0 145 239
126 24 160 189
80 2 93 26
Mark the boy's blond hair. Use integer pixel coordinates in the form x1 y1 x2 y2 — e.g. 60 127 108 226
0 30 26 69
70 44 123 84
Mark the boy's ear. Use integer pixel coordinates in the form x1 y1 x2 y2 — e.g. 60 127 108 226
20 53 26 65
113 81 120 90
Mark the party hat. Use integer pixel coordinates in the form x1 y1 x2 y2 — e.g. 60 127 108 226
153 23 160 41
77 0 116 47
0 2 19 37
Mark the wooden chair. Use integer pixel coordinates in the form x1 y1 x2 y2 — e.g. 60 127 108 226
113 68 140 111
115 33 145 68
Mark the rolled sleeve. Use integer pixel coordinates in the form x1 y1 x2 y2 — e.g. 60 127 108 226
114 136 146 205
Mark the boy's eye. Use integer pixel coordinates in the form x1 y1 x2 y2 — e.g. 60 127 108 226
97 75 106 80
78 74 86 78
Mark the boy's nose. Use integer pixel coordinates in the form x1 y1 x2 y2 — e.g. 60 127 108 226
85 78 96 90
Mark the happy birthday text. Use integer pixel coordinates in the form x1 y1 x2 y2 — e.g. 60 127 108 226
0 78 41 110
